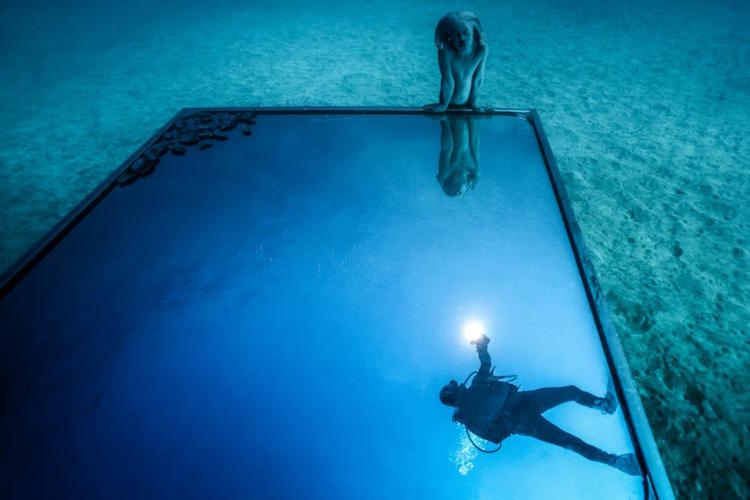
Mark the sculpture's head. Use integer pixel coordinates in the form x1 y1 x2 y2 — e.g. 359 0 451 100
438 165 479 197
434 11 486 54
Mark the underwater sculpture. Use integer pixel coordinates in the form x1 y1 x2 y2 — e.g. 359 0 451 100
440 333 641 476
425 11 488 112
436 114 480 196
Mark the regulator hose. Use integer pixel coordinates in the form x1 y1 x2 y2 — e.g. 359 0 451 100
465 427 502 453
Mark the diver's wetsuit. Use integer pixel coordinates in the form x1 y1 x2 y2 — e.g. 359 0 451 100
454 341 624 470
510 386 616 465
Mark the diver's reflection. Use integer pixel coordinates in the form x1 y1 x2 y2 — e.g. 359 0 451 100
440 334 641 476
436 114 480 197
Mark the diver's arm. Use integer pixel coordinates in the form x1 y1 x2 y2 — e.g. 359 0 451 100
474 335 492 381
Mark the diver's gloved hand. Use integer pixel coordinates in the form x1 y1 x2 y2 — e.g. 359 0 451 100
471 334 490 347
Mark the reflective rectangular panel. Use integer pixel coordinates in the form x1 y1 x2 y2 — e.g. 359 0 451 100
1 111 652 498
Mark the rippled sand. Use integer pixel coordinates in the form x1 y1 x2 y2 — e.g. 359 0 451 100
1 0 748 496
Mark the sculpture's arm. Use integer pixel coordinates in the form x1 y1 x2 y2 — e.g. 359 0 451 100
437 116 453 181
440 116 454 152
468 47 487 109
468 116 480 166
426 49 455 113
438 49 456 107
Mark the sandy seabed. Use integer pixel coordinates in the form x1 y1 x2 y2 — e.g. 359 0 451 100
1 0 748 497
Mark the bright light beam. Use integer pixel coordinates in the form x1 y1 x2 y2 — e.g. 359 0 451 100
463 320 485 344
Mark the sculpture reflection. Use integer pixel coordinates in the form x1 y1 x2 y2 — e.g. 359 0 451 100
440 334 641 476
436 114 480 197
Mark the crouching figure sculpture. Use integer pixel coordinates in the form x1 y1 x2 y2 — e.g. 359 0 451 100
425 11 488 113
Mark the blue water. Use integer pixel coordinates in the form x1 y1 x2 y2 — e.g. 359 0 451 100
2 2 750 493
0 113 645 498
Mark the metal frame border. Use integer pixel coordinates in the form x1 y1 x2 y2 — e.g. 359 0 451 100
0 107 674 498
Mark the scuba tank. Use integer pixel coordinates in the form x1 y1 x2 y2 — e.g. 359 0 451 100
459 368 518 453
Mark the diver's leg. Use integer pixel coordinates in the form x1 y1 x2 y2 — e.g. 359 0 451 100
515 386 605 414
516 415 617 467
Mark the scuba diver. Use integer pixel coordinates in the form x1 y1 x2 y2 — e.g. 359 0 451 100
439 333 641 476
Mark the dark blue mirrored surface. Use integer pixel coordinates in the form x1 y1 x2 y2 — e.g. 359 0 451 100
0 113 644 499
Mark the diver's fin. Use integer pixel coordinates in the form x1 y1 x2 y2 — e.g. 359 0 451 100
612 453 641 476
597 378 618 414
